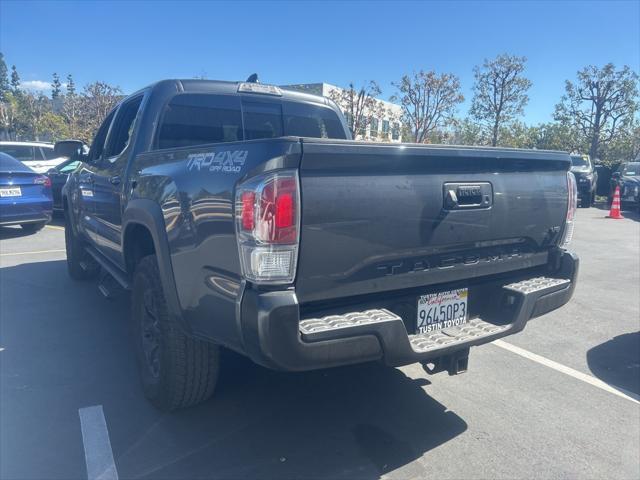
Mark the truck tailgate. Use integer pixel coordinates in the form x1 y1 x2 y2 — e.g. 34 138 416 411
296 140 570 303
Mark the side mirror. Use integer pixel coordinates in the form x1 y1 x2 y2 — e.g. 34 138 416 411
54 140 87 161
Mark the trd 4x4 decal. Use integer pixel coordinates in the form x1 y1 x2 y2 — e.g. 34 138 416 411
187 150 248 173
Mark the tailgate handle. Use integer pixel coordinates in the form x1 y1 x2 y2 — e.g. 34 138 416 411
444 183 492 210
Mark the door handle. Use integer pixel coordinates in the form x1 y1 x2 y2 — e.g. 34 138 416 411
109 176 121 185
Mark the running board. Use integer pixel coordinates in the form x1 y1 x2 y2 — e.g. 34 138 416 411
84 246 131 290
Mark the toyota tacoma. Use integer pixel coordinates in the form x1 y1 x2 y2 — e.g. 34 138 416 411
61 78 579 411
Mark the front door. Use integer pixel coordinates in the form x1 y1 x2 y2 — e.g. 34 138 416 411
77 110 115 242
92 94 144 267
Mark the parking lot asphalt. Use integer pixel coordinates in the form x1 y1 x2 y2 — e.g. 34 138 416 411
1 206 639 480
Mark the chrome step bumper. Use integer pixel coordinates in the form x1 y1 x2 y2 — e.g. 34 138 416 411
240 251 579 371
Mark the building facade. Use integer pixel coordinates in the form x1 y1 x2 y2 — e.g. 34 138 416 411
281 82 403 142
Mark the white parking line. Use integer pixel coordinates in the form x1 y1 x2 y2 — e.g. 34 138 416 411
0 249 65 257
45 225 65 231
79 405 119 480
493 339 640 405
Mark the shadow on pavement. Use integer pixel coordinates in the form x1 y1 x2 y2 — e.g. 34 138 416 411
0 259 467 480
587 332 640 397
0 225 41 239
117 355 467 480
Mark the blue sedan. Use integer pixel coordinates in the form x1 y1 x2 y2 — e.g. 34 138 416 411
0 152 53 232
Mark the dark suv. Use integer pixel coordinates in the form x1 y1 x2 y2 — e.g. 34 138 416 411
570 154 597 207
611 161 640 211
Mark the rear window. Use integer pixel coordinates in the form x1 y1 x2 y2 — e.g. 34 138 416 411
157 93 346 150
283 101 346 139
0 152 33 172
41 147 58 160
571 155 590 168
0 145 35 162
158 95 243 150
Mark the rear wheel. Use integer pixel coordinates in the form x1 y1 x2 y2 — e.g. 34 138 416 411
64 209 99 280
21 222 45 233
132 255 219 411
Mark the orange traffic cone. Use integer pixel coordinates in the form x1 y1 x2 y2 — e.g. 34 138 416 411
607 185 624 219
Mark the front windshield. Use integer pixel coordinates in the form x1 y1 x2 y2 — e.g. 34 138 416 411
622 163 639 176
571 155 590 169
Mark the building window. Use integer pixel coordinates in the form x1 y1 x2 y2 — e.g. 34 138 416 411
382 120 390 134
370 118 378 138
392 122 400 141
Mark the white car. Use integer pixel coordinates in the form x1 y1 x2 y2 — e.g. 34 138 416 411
0 141 68 173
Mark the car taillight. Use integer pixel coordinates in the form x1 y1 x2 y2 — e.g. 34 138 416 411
235 170 300 284
34 175 51 188
560 171 577 248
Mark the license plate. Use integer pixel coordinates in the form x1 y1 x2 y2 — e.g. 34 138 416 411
417 288 468 334
0 187 21 197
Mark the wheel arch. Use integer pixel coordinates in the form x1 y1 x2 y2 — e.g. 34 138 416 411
122 199 190 334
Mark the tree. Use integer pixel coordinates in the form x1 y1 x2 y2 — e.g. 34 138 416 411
328 81 388 139
450 117 487 146
392 70 464 143
470 54 532 146
62 74 80 137
15 92 52 141
0 53 9 102
77 81 122 142
554 64 639 161
532 122 584 152
600 122 640 164
10 65 20 95
51 73 62 100
66 74 75 96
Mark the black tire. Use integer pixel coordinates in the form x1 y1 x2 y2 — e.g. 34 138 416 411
132 255 219 411
21 222 45 233
590 191 596 207
64 210 99 280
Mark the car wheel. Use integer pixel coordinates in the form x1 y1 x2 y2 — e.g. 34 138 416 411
64 210 99 280
590 191 596 207
132 255 219 411
20 222 45 233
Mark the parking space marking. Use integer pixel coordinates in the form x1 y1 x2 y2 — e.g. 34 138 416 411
0 249 65 257
45 225 65 231
493 339 640 405
79 405 119 480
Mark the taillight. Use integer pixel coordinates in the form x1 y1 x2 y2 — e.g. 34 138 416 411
34 175 51 188
235 170 300 284
560 171 577 248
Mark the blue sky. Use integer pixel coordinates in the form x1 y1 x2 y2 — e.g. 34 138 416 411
1 0 638 124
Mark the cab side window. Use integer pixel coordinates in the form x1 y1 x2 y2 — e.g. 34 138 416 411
104 95 144 159
87 110 116 163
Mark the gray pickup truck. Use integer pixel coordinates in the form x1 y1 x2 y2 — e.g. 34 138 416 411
61 79 579 411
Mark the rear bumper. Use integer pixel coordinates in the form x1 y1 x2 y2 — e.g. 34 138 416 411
239 250 579 371
0 202 52 226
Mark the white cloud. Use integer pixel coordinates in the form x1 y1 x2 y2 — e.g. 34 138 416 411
20 80 53 92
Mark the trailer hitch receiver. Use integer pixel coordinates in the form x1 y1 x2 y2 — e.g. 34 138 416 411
422 348 470 376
